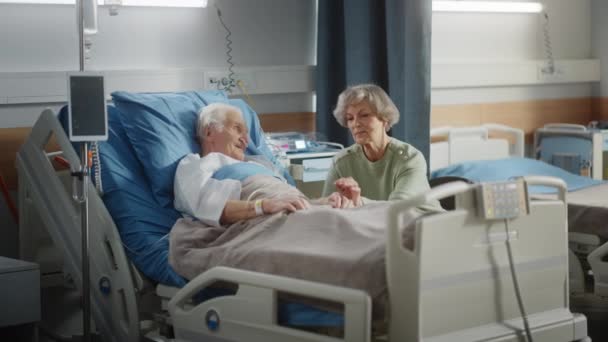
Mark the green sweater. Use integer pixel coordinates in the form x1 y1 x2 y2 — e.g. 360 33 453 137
322 138 441 209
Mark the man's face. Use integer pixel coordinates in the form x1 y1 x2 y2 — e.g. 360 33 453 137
207 110 249 161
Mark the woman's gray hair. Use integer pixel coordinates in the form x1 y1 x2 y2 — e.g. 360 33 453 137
197 103 243 140
333 84 400 130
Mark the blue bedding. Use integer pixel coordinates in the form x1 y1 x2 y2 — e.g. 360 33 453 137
213 162 278 182
431 157 604 194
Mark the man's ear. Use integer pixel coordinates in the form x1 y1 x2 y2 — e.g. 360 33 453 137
204 126 212 137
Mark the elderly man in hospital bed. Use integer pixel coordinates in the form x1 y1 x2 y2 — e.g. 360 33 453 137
173 103 363 228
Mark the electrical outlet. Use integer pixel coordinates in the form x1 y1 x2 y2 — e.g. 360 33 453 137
537 64 566 82
204 71 256 93
233 72 256 91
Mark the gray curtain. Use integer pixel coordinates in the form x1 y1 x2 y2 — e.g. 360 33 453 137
316 0 432 161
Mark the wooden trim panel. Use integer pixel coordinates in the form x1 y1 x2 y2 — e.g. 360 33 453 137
1 128 33 190
258 112 316 133
0 127 60 190
592 97 608 121
432 97 594 143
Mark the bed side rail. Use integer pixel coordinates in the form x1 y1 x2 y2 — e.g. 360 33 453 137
385 181 472 341
16 109 140 342
386 177 586 341
168 266 371 342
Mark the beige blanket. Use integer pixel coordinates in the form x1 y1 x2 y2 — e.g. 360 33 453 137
169 175 421 305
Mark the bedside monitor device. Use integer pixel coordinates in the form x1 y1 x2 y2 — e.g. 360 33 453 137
67 72 108 142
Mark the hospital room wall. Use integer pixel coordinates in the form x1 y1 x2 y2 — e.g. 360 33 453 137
0 0 316 128
0 0 317 258
591 0 608 119
430 0 599 137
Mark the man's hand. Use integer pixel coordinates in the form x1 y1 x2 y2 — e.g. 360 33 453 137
261 197 310 214
334 177 363 207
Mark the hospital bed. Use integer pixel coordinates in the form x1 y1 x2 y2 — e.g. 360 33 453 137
17 91 589 341
430 124 608 299
534 123 608 180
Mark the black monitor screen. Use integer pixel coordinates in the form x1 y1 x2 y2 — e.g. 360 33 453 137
69 75 106 138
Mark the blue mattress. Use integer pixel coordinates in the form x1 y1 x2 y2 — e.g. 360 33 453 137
57 91 343 328
431 157 604 194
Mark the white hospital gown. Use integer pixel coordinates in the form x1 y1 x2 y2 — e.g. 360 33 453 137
173 153 286 227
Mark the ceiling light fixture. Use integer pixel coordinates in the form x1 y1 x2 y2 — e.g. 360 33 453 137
432 1 543 13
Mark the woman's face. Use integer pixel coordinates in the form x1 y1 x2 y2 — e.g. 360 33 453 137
344 101 387 146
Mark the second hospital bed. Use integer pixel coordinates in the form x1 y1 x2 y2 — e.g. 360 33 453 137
17 90 589 341
430 124 608 299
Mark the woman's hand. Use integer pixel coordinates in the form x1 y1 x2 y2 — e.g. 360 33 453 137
326 192 356 208
261 197 310 214
334 177 363 207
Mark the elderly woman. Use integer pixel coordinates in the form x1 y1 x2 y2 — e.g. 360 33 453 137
322 84 440 209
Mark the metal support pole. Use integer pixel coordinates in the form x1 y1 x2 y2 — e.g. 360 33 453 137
76 1 90 340
80 142 91 342
77 0 85 72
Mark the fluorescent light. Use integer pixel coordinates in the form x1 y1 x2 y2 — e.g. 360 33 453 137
0 0 75 3
0 0 207 6
120 0 207 7
433 1 543 13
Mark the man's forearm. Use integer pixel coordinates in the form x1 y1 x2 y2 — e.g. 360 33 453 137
220 200 258 224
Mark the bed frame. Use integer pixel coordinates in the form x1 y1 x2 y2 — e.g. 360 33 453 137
534 123 605 180
430 123 608 299
16 111 590 342
430 123 525 172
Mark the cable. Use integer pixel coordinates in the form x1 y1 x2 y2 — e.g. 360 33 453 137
90 141 103 195
541 11 555 74
504 219 534 342
236 79 255 106
214 3 236 93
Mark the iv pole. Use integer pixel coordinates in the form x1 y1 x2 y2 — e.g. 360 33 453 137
75 0 91 340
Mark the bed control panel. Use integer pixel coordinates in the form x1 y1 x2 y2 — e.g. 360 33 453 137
476 179 529 220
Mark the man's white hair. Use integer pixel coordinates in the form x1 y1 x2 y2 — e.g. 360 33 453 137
197 103 243 140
